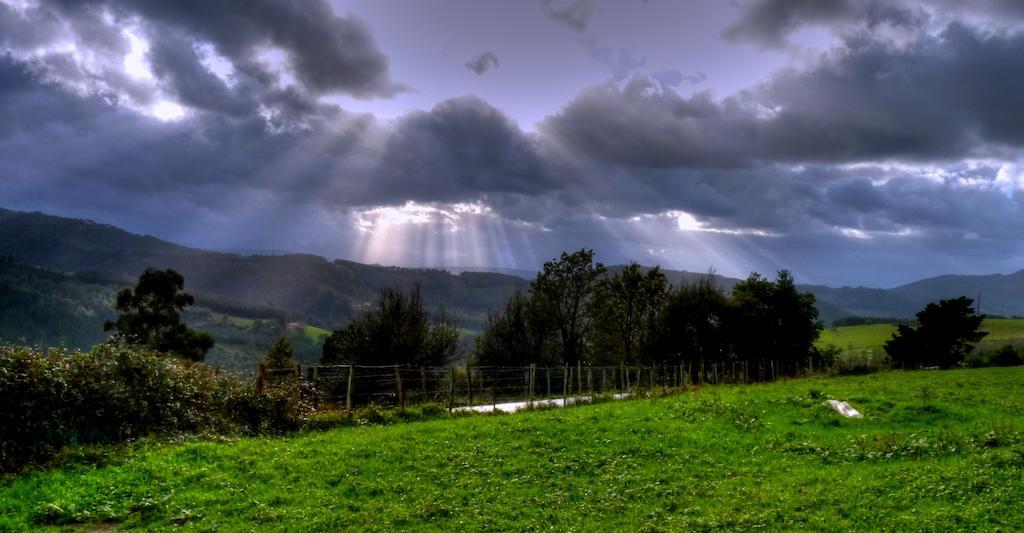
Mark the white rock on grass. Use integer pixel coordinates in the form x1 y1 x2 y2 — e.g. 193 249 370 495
826 399 863 418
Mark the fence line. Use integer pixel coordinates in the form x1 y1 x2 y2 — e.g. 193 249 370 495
256 357 860 412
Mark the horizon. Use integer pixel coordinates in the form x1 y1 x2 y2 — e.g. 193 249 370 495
6 204 1024 291
3 1 1024 286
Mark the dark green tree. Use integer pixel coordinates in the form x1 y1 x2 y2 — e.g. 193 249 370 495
589 263 669 365
473 291 556 367
105 268 214 361
264 336 295 369
322 285 459 367
649 273 729 366
884 297 987 369
725 270 822 366
531 249 606 365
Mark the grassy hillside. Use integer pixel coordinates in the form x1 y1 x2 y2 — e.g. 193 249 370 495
0 260 328 371
817 318 1024 360
1 367 1021 531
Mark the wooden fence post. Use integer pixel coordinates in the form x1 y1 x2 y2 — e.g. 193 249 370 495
346 364 354 413
563 364 569 405
255 363 266 393
421 367 427 401
546 367 552 398
577 361 583 396
529 364 536 406
449 366 456 409
395 367 404 411
587 367 593 396
466 364 473 405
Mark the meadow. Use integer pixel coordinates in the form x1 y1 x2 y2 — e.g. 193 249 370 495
0 366 1021 531
817 318 1024 358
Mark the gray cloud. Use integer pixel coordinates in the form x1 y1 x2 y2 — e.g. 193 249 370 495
723 0 1024 48
465 52 500 75
370 95 555 205
3 2 1024 285
724 0 857 47
0 0 402 129
544 24 1024 168
541 0 596 32
95 0 400 97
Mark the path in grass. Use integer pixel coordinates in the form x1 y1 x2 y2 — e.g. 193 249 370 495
1 367 1021 531
453 392 630 413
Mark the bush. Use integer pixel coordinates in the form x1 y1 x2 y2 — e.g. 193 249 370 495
990 345 1023 367
0 343 312 472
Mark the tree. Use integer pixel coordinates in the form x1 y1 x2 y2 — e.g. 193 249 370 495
589 263 668 365
725 270 822 366
473 291 556 367
531 249 606 365
264 336 295 369
884 297 987 369
105 268 214 361
649 273 728 367
322 285 459 367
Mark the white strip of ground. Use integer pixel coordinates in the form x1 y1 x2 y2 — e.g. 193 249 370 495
453 393 631 414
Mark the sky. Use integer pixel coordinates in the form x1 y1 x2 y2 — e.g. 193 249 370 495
2 0 1024 287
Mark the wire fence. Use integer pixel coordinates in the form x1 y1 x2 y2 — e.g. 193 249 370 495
256 358 834 411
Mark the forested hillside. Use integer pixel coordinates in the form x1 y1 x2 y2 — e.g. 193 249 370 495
0 209 529 332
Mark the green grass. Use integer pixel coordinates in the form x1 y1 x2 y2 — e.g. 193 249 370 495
302 325 330 342
817 318 1024 357
1 367 1022 531
979 318 1024 342
817 323 899 353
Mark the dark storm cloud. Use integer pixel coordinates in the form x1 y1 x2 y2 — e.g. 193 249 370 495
0 55 554 215
0 0 402 127
541 0 596 32
3 0 1024 284
370 96 556 205
45 0 401 97
465 52 500 75
724 0 1024 48
145 29 258 118
723 0 858 47
544 24 1024 168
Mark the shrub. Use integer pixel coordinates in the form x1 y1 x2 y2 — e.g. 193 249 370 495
0 343 312 472
990 345 1023 367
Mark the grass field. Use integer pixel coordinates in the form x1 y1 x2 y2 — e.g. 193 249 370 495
302 325 330 342
817 318 1024 357
1 367 1022 531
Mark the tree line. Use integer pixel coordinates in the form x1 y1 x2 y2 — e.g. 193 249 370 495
103 258 996 373
472 249 826 371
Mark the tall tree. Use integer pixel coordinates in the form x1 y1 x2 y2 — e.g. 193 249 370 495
725 270 822 365
885 297 987 369
473 290 556 367
322 285 459 367
105 268 214 361
264 336 296 369
531 249 606 365
649 273 728 366
589 263 668 365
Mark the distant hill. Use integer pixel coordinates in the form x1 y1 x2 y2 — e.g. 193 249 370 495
0 209 529 332
3 207 1022 365
0 258 332 370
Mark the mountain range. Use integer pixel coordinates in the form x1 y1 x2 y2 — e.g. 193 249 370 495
2 207 1021 368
